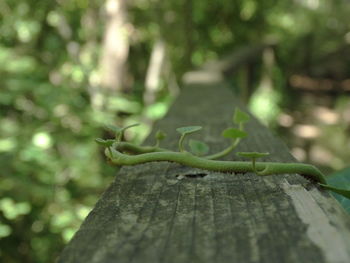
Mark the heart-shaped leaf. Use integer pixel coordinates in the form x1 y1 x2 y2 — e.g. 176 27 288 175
222 128 248 139
236 152 269 159
176 126 202 135
155 130 166 141
189 139 209 156
233 108 250 124
95 138 115 147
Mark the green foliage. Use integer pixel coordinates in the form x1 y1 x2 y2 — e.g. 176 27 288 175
249 88 281 125
233 108 250 124
176 126 202 152
0 1 143 262
155 130 166 141
104 125 122 135
97 121 350 200
95 138 115 147
320 184 350 200
1 0 350 262
222 128 248 139
188 139 210 156
326 167 350 213
176 126 202 135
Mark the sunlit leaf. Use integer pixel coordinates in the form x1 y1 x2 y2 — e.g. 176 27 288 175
0 223 11 238
233 108 250 124
0 198 31 220
176 126 202 135
222 128 247 139
0 138 17 152
145 102 168 119
236 152 269 159
248 88 280 125
188 139 209 156
107 97 141 113
62 228 76 243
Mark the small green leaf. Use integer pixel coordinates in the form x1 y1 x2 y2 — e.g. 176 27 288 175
236 152 269 159
325 167 350 212
155 130 166 141
222 128 248 139
188 139 209 156
104 124 122 134
95 138 115 147
176 126 202 135
233 108 250 124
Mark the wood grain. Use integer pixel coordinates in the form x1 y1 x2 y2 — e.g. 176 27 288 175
58 84 350 263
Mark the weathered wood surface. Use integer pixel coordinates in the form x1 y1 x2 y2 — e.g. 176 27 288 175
59 84 350 263
182 43 275 86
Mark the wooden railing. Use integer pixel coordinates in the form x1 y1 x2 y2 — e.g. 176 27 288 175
58 81 350 263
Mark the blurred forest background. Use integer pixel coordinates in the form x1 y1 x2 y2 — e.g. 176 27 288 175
1 0 350 262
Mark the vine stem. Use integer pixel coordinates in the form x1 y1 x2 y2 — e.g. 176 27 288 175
114 142 168 153
178 134 186 152
114 141 238 160
205 123 245 160
154 140 160 148
114 127 244 160
252 158 256 172
204 139 240 160
107 147 113 158
106 148 327 184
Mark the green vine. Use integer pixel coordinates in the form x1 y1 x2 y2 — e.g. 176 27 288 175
95 108 350 199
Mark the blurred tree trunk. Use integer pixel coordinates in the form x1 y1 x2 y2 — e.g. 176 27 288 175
143 39 166 105
99 0 130 96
